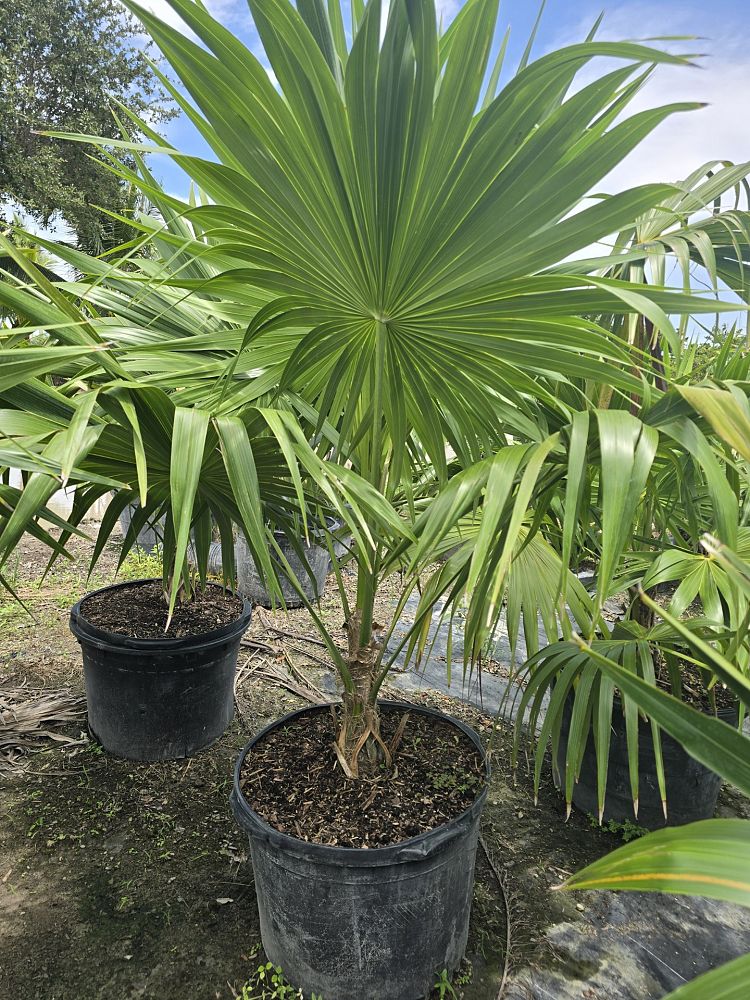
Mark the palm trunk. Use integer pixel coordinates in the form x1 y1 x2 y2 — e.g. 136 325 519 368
334 609 392 778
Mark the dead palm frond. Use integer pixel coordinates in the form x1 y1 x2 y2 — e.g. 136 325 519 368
0 685 87 770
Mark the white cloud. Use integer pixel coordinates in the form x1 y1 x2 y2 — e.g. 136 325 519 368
539 5 749 325
605 62 750 192
136 0 194 34
547 4 750 192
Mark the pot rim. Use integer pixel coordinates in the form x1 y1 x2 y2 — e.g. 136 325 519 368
231 699 490 866
70 578 252 652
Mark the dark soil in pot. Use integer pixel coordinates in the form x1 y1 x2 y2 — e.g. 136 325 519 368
239 705 485 847
7 533 750 1000
80 579 244 639
70 579 251 761
654 654 737 712
231 701 489 1000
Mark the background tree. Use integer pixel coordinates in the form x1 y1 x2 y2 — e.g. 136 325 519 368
0 0 173 251
690 323 748 380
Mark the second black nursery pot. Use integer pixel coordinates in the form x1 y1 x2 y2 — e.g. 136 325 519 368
70 579 252 761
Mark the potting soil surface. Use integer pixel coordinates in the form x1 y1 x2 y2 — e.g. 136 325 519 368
240 706 485 847
1 533 749 1000
80 580 244 639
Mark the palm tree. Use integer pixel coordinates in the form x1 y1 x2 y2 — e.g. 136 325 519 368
560 513 750 1000
28 0 742 774
4 0 743 776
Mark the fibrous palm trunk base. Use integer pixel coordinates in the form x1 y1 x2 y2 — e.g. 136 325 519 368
334 613 392 779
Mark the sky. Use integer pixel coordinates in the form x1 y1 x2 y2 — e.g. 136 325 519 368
136 0 750 202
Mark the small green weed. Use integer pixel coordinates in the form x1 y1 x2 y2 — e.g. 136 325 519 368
431 770 476 794
46 578 86 609
0 600 32 627
455 964 472 988
234 963 323 1000
589 814 648 842
433 969 458 999
118 549 163 582
1 551 22 586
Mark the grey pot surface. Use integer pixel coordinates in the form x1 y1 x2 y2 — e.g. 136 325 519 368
235 530 332 608
182 517 353 608
118 503 164 555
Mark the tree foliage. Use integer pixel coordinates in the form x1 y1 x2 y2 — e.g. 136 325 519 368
0 0 173 250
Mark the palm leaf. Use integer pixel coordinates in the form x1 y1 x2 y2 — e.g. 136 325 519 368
563 818 750 906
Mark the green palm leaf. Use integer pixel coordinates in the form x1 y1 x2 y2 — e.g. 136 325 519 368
658 954 750 1000
563 819 750 905
46 2 739 482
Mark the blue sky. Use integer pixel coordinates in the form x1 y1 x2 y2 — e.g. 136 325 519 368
140 0 750 202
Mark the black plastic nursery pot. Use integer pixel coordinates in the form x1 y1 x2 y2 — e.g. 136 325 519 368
230 701 490 1000
556 693 738 828
70 579 252 761
235 517 349 609
118 501 164 555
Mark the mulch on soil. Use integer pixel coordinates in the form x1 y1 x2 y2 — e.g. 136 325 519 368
239 706 486 848
80 581 244 640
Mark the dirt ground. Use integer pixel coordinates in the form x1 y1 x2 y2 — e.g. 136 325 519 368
1 532 747 1000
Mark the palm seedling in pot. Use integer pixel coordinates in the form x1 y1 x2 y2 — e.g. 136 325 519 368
407 160 750 834
559 515 750 999
17 0 746 994
479 395 749 830
0 226 353 761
